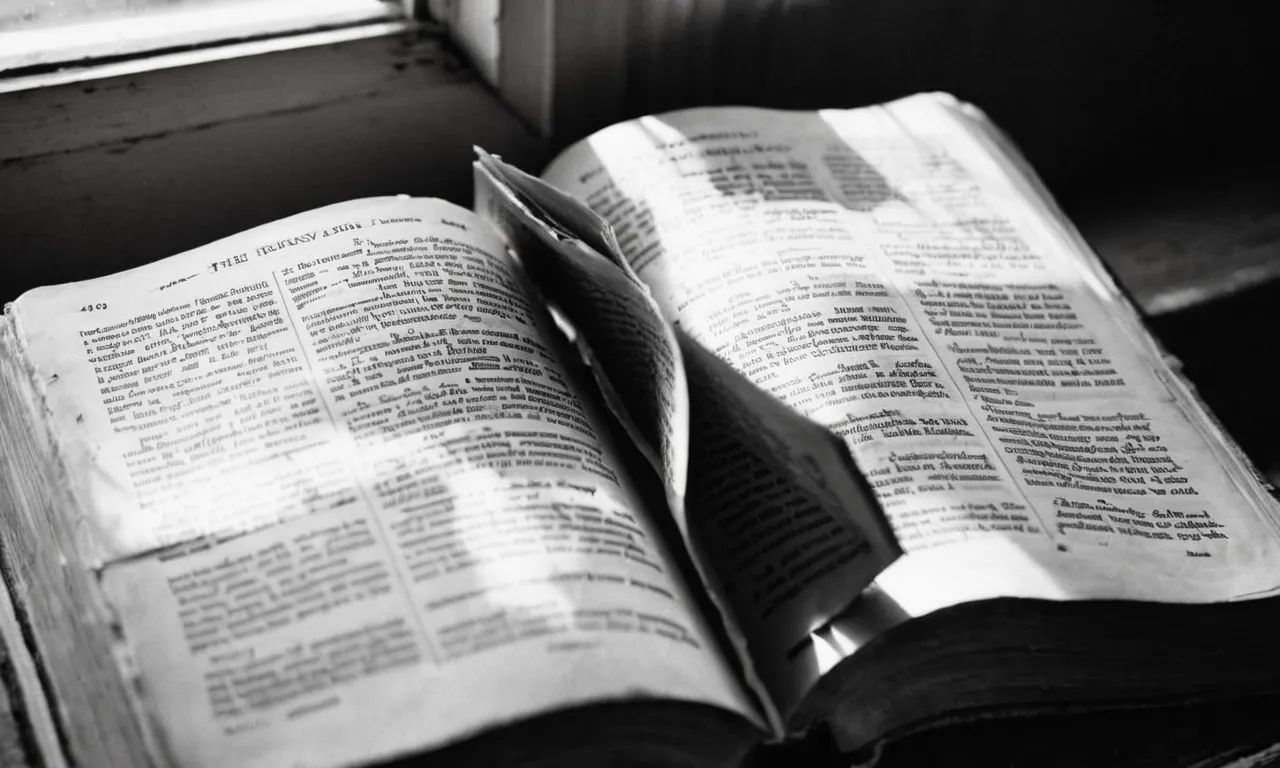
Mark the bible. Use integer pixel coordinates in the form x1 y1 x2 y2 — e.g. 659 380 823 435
5 93 1280 768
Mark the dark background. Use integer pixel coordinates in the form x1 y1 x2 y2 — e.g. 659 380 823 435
613 1 1278 198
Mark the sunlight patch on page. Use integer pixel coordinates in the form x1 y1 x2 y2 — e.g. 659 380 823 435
810 632 843 676
543 94 1280 611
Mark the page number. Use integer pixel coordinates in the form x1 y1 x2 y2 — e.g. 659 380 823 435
79 303 108 312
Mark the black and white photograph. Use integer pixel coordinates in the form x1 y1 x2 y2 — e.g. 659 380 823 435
2 2 1279 766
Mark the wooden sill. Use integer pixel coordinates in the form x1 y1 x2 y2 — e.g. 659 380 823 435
0 23 549 302
0 0 402 76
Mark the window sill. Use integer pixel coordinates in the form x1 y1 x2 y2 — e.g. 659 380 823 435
0 21 548 299
0 0 401 77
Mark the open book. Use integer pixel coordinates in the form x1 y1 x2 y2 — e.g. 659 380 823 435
5 93 1280 768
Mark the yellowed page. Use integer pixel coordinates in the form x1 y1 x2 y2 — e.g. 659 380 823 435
540 94 1280 625
12 198 760 768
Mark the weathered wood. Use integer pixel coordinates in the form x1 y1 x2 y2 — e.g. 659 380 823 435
0 27 547 301
0 22 458 159
0 0 399 74
1066 168 1280 316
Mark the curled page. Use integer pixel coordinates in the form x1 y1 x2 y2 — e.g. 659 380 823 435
474 149 689 496
678 331 900 718
476 151 901 724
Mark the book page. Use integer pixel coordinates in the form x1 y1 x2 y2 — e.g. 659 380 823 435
10 198 759 768
540 94 1280 625
676 330 899 717
474 156 900 722
474 150 689 494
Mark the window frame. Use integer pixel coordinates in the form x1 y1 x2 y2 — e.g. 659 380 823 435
432 0 627 144
0 0 403 75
